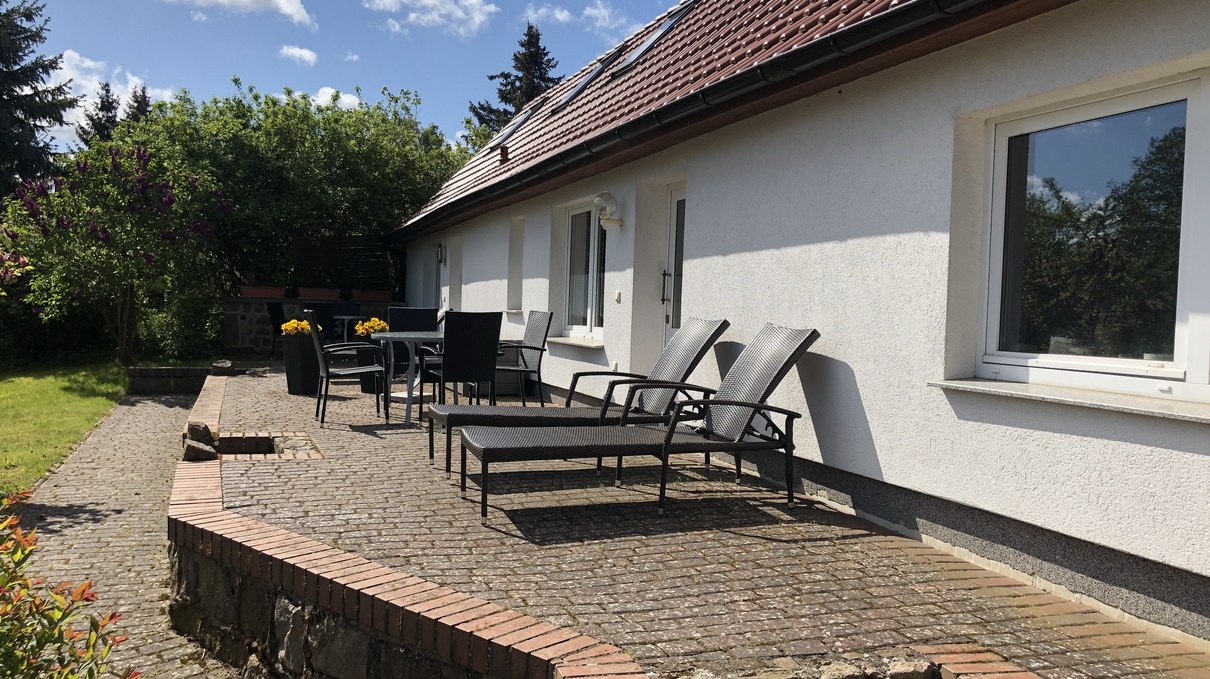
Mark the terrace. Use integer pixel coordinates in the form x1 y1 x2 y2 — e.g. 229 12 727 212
164 369 1210 678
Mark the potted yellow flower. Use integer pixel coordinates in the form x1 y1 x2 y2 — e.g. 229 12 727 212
354 317 389 393
280 318 319 395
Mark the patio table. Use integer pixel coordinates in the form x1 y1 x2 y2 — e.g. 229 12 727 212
372 330 443 426
334 314 361 342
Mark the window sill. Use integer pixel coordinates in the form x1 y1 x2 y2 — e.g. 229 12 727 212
504 309 523 314
548 336 606 349
929 379 1210 425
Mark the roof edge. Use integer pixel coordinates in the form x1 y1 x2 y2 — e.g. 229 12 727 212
394 0 1076 242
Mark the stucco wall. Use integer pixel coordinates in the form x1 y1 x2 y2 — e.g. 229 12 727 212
406 0 1210 579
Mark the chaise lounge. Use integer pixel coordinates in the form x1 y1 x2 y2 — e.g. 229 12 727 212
427 317 730 476
459 323 820 520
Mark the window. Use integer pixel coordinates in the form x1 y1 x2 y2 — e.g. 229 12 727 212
979 79 1210 400
566 207 606 338
611 0 696 78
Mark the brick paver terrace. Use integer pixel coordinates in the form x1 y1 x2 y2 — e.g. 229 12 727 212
26 395 237 679
217 372 1210 678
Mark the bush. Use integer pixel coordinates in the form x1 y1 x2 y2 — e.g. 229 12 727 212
137 294 221 360
0 492 138 678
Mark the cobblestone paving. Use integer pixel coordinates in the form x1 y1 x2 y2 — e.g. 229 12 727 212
220 372 1210 679
26 395 237 679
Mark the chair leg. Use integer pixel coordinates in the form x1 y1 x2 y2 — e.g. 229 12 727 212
518 372 527 407
538 369 546 407
615 456 623 487
445 426 454 480
480 457 489 523
314 377 323 420
375 374 382 416
595 457 603 477
784 445 795 507
460 443 467 499
658 448 670 515
489 381 496 407
320 376 331 426
428 417 435 460
704 452 711 472
734 452 742 483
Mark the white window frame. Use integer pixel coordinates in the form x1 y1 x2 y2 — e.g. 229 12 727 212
564 205 606 339
977 77 1210 402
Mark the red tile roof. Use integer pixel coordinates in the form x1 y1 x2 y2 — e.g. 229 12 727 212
397 0 1067 237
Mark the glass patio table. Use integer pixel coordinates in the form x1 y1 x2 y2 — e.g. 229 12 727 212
371 330 443 425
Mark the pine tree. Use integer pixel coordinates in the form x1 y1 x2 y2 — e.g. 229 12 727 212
76 80 120 145
469 23 560 134
0 0 78 196
123 84 151 122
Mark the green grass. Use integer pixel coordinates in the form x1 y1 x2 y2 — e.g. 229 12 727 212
0 362 126 492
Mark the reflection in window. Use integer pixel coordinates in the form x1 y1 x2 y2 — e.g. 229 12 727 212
567 209 606 333
999 100 1186 361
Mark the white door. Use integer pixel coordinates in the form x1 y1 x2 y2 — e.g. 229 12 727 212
663 188 686 344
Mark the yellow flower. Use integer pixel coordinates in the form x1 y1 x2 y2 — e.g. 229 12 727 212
281 319 312 335
355 317 388 336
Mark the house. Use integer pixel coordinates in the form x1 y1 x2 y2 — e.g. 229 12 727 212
390 0 1210 640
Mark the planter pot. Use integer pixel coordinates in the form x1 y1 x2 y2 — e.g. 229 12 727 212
282 334 319 395
298 287 341 300
239 284 286 298
356 346 381 394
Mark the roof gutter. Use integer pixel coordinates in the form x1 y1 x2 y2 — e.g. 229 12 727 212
393 0 1036 241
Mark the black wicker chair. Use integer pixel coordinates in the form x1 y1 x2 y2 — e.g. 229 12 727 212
428 317 729 475
426 311 503 408
309 303 337 343
304 309 387 426
459 323 820 519
496 311 553 407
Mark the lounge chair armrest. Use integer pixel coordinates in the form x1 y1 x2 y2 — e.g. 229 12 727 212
670 399 801 439
673 399 801 420
566 370 648 406
323 342 380 355
617 380 717 423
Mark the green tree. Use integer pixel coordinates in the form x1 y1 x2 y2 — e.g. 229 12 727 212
123 84 151 122
0 0 78 196
1 137 225 364
468 23 560 134
76 81 120 146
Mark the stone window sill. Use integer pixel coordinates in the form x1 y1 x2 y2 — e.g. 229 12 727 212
548 336 606 349
929 379 1210 425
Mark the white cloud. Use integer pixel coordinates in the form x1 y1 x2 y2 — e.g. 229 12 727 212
523 3 571 23
314 87 360 109
385 17 408 35
191 10 208 21
163 0 313 26
344 51 361 61
364 0 500 38
47 49 174 149
279 44 318 66
580 0 641 42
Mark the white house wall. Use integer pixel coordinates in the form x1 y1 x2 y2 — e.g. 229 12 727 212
406 0 1210 579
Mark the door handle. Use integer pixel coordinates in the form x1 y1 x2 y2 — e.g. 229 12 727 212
660 269 671 304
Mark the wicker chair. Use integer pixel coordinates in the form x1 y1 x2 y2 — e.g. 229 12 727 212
304 309 387 426
459 323 820 519
386 306 440 418
426 311 503 407
427 317 730 475
496 311 553 407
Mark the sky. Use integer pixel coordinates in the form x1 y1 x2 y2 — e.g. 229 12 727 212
40 0 672 148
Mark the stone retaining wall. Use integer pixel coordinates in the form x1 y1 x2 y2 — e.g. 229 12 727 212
223 298 391 352
168 376 648 679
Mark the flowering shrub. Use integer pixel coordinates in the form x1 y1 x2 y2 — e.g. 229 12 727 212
0 492 138 678
0 136 227 364
280 319 313 335
0 253 32 296
354 317 388 336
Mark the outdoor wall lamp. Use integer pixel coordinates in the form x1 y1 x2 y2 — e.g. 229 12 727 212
436 242 446 265
593 192 623 229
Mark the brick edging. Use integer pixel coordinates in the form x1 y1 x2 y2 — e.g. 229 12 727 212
911 644 1040 679
169 377 645 679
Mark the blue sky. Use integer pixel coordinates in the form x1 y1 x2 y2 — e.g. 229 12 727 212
42 0 669 148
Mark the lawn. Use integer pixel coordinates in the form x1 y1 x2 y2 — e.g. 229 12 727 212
0 362 126 492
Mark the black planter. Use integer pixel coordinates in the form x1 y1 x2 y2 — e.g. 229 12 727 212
356 345 380 394
282 334 319 395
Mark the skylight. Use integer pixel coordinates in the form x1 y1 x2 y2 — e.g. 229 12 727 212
611 0 697 77
487 95 549 149
550 45 627 113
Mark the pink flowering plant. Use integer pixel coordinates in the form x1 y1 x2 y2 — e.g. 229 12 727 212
1 137 228 364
